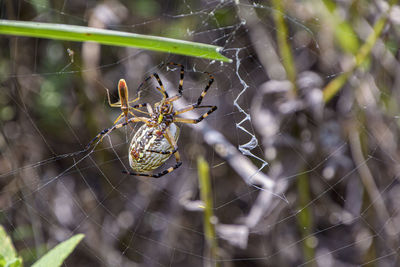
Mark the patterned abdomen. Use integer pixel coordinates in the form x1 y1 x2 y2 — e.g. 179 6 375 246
128 123 179 172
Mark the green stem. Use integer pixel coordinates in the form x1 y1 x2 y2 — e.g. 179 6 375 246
297 171 315 266
271 0 297 90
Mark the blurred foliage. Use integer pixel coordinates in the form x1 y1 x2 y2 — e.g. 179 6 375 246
0 0 399 266
322 0 360 53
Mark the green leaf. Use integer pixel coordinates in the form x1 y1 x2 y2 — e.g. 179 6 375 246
32 234 84 267
4 257 22 267
0 226 18 263
0 20 231 63
0 226 22 267
0 255 6 267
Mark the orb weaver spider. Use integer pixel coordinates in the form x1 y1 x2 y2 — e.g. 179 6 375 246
83 79 147 151
106 79 142 125
86 62 217 178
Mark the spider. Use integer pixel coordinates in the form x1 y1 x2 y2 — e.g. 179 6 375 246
86 62 217 178
106 78 142 125
83 79 147 151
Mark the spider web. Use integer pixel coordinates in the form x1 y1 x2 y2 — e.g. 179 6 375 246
1 0 399 266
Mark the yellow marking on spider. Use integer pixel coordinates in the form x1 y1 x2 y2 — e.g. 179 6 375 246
158 114 164 124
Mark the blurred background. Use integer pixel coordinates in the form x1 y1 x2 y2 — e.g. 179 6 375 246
1 0 400 266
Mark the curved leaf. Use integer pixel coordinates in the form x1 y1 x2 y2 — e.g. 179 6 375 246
32 234 84 267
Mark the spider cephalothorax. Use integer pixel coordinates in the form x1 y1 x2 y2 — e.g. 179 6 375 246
152 102 174 125
85 62 217 178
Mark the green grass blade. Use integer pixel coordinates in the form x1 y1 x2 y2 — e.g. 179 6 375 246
297 171 315 266
0 20 231 63
321 0 360 54
31 234 84 267
197 156 220 267
271 0 297 90
323 7 391 102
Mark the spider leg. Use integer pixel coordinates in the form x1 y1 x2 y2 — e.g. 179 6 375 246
137 72 169 99
164 127 181 161
170 72 215 123
106 88 122 107
85 117 149 151
167 62 184 96
168 70 213 105
145 147 178 155
196 72 214 106
127 98 139 104
173 105 217 124
113 103 148 126
122 162 182 178
129 103 150 116
136 62 185 102
112 112 125 125
108 79 148 115
103 104 148 133
130 103 148 109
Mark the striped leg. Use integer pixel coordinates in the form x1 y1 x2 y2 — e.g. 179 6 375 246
129 103 150 116
145 147 178 155
84 117 149 151
137 72 169 98
196 72 214 106
167 62 184 97
122 162 182 178
173 105 217 124
136 63 185 102
168 70 214 106
170 70 215 123
130 103 148 109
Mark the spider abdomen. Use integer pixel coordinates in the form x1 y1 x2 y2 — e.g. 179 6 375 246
128 123 180 172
